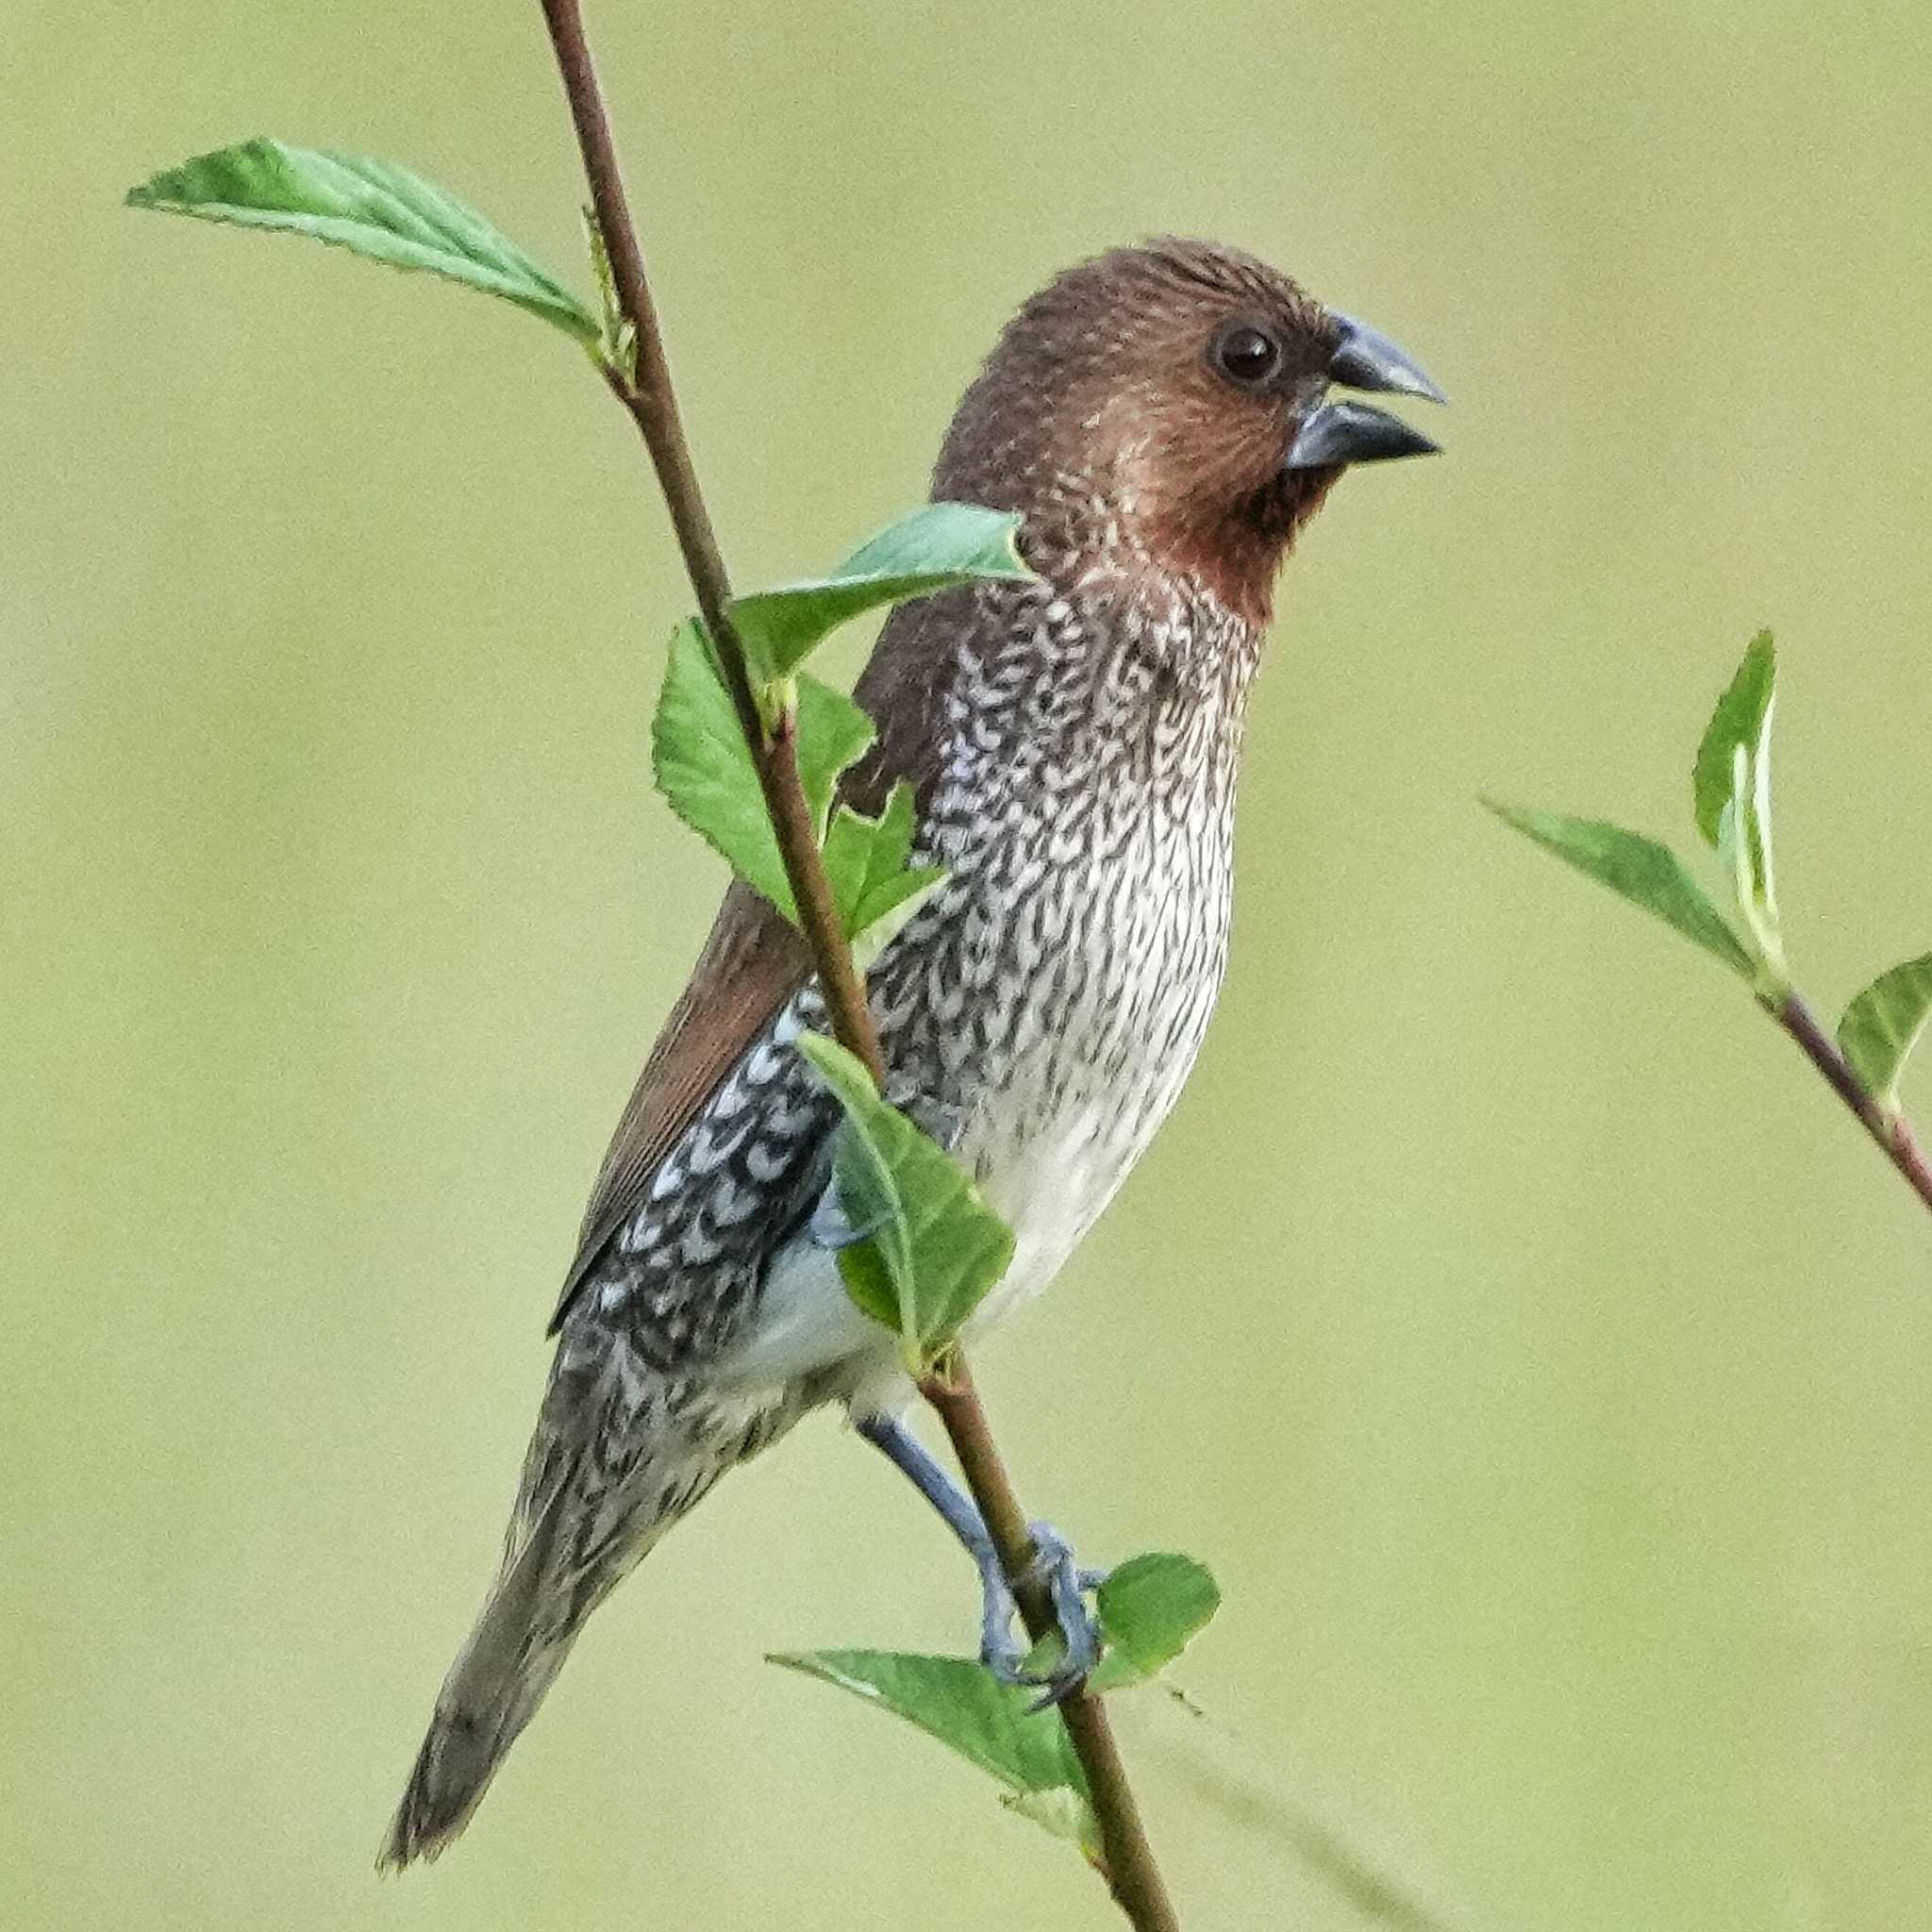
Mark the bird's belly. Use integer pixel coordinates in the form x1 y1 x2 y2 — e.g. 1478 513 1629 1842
708 1232 892 1392
959 891 1225 1327
710 1058 1194 1419
964 1098 1136 1333
714 790 1231 1407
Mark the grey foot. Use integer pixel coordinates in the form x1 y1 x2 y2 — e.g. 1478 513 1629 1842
975 1521 1108 1708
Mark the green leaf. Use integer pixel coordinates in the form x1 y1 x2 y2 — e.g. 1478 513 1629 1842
581 206 637 382
1693 630 1776 847
1692 633 1782 976
794 1034 1014 1365
850 864 946 976
833 1237 901 1333
794 676 879 834
769 1650 1095 1852
1089 1554 1223 1692
651 621 874 923
822 781 946 941
126 140 599 345
727 503 1036 683
1484 803 1755 978
998 1784 1095 1848
1839 952 1932 1111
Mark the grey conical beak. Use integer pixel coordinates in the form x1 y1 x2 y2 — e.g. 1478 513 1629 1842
1285 312 1445 470
1327 312 1447 405
1286 399 1441 468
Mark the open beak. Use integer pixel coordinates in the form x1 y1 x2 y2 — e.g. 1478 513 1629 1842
1285 311 1445 470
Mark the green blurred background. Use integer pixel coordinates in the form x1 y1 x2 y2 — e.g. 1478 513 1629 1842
8 2 1932 1927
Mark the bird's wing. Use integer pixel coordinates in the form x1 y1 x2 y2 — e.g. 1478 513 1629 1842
549 880 809 1333
546 589 968 1335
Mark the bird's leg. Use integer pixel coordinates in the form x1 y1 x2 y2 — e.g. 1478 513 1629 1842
857 1413 1106 1704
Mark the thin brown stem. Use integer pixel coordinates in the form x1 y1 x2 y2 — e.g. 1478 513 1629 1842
546 0 882 1081
923 1361 1183 1932
1772 991 1932 1215
545 0 729 623
765 703 882 1076
535 5 1179 1924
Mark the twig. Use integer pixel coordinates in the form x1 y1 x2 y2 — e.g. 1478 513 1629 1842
923 1360 1182 1932
533 6 1181 1925
541 0 879 1082
1770 991 1932 1215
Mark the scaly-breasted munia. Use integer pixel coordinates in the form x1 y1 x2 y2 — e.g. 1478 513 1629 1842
382 237 1441 1866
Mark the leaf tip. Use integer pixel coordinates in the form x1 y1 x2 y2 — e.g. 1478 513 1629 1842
1477 795 1533 832
123 168 178 211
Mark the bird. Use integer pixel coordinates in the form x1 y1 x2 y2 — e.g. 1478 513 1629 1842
379 236 1441 1868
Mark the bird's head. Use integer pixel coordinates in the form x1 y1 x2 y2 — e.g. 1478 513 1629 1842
934 238 1442 625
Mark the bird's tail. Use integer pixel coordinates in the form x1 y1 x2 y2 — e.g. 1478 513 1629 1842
378 1371 716 1873
380 1367 801 1870
378 1474 627 1870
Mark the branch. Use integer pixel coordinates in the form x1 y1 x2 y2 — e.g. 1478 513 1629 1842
534 5 1181 1924
923 1361 1182 1931
1771 991 1932 1215
540 0 880 1085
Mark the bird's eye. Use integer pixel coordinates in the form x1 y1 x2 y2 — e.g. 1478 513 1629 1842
1214 325 1281 387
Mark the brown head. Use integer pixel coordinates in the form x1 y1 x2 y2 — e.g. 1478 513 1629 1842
933 238 1442 625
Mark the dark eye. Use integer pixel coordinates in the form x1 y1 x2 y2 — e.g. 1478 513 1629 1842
1214 325 1280 387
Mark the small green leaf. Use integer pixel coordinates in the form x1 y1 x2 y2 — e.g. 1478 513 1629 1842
822 781 946 941
1693 631 1776 847
1485 803 1755 977
1090 1554 1222 1692
795 1034 1014 1365
794 679 880 832
998 1784 1095 1848
769 1650 1094 1852
833 1238 901 1333
727 503 1036 683
651 621 874 924
581 207 637 382
1691 633 1782 975
849 865 946 975
126 140 598 344
1839 953 1932 1111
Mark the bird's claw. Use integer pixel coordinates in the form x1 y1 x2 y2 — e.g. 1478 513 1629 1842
974 1521 1107 1709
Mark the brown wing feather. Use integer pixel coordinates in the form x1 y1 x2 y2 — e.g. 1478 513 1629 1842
547 587 970 1335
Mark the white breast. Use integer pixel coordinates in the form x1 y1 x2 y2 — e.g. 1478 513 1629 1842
714 570 1252 1418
